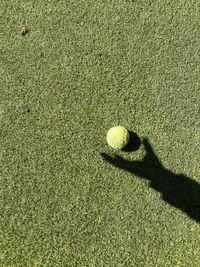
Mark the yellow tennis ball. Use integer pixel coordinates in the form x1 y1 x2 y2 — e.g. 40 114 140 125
106 126 130 150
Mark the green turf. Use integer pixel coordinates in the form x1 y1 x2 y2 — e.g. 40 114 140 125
0 0 200 265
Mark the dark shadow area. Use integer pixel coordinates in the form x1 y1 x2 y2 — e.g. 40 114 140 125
101 138 200 223
122 131 141 152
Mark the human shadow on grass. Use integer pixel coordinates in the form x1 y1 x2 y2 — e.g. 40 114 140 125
101 138 200 223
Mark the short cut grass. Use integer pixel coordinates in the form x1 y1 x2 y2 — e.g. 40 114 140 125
0 0 200 266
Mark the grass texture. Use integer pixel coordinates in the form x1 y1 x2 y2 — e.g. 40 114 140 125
0 0 200 265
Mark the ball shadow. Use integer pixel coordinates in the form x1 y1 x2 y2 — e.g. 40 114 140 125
122 131 141 152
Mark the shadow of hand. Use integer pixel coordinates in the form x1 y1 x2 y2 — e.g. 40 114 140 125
101 138 200 223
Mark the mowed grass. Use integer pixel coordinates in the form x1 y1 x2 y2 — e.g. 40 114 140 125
0 0 200 265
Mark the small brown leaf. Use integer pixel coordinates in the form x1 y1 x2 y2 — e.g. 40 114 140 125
20 27 28 36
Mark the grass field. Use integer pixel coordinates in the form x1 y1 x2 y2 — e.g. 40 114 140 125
0 0 200 265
